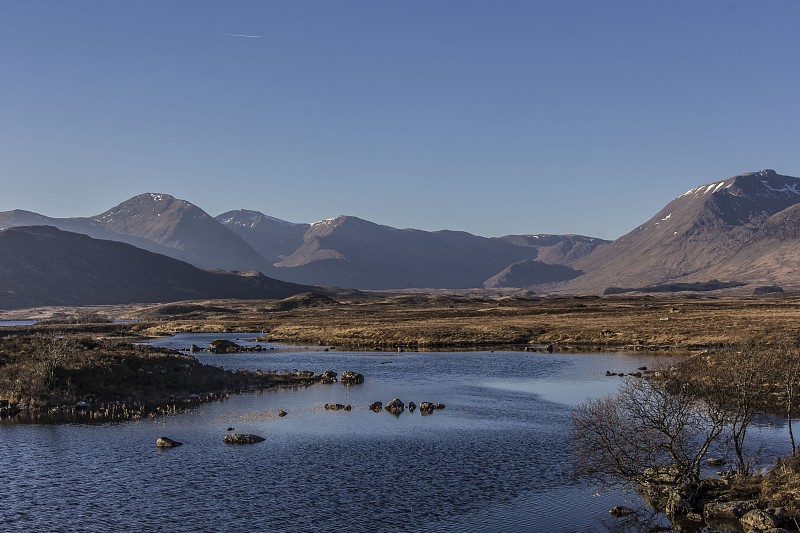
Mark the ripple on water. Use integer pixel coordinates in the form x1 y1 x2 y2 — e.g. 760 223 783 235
0 347 761 531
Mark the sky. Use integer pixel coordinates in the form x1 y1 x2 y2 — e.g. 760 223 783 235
1 1 798 240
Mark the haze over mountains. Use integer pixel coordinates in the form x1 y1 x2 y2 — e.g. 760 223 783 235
2 168 800 307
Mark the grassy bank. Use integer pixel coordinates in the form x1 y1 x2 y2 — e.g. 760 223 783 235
0 334 323 421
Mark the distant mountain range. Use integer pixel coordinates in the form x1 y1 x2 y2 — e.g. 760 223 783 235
0 226 314 309
0 194 607 291
2 168 800 304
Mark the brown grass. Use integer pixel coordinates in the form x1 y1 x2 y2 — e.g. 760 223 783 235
86 293 800 351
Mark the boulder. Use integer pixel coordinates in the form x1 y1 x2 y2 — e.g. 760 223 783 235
156 436 183 448
704 501 759 519
340 371 364 385
277 410 288 417
408 401 417 413
320 370 338 384
740 509 779 530
385 398 405 415
223 433 266 444
369 401 383 412
419 402 436 415
189 344 201 353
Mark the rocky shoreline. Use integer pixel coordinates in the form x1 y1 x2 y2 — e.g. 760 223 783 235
0 334 345 422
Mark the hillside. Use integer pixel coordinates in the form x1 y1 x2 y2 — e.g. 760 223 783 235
564 169 800 293
0 226 315 309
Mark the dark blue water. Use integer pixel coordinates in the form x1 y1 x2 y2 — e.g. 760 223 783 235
0 338 788 531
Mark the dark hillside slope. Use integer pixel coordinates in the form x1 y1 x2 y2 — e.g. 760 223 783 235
0 226 315 309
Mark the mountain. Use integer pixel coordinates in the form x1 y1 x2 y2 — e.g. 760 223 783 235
215 210 309 264
0 195 275 275
564 169 800 293
261 215 541 289
484 260 582 289
692 203 800 288
0 226 315 309
92 194 275 273
0 209 179 256
495 234 609 266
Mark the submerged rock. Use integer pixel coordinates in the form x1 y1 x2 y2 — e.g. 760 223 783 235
156 436 183 448
609 506 635 517
223 433 266 444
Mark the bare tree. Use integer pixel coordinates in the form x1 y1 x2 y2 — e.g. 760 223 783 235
676 344 772 476
572 375 726 494
770 344 800 457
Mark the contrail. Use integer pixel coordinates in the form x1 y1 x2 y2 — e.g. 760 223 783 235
219 33 262 39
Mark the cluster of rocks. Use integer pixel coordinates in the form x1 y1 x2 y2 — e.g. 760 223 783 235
367 399 445 416
313 369 364 385
324 403 352 411
611 495 792 530
697 501 790 531
618 465 797 531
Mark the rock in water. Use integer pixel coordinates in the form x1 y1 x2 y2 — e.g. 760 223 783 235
277 410 288 417
223 433 266 444
385 398 405 415
609 506 635 517
319 369 338 384
418 402 445 415
340 371 365 385
369 401 383 412
156 436 183 448
324 403 351 411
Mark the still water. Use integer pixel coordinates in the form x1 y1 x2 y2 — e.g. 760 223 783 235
0 336 789 531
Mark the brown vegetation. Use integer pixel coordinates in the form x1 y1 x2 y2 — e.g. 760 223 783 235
104 292 800 352
0 334 323 420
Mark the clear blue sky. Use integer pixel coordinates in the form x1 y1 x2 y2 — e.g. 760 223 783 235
1 1 798 239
